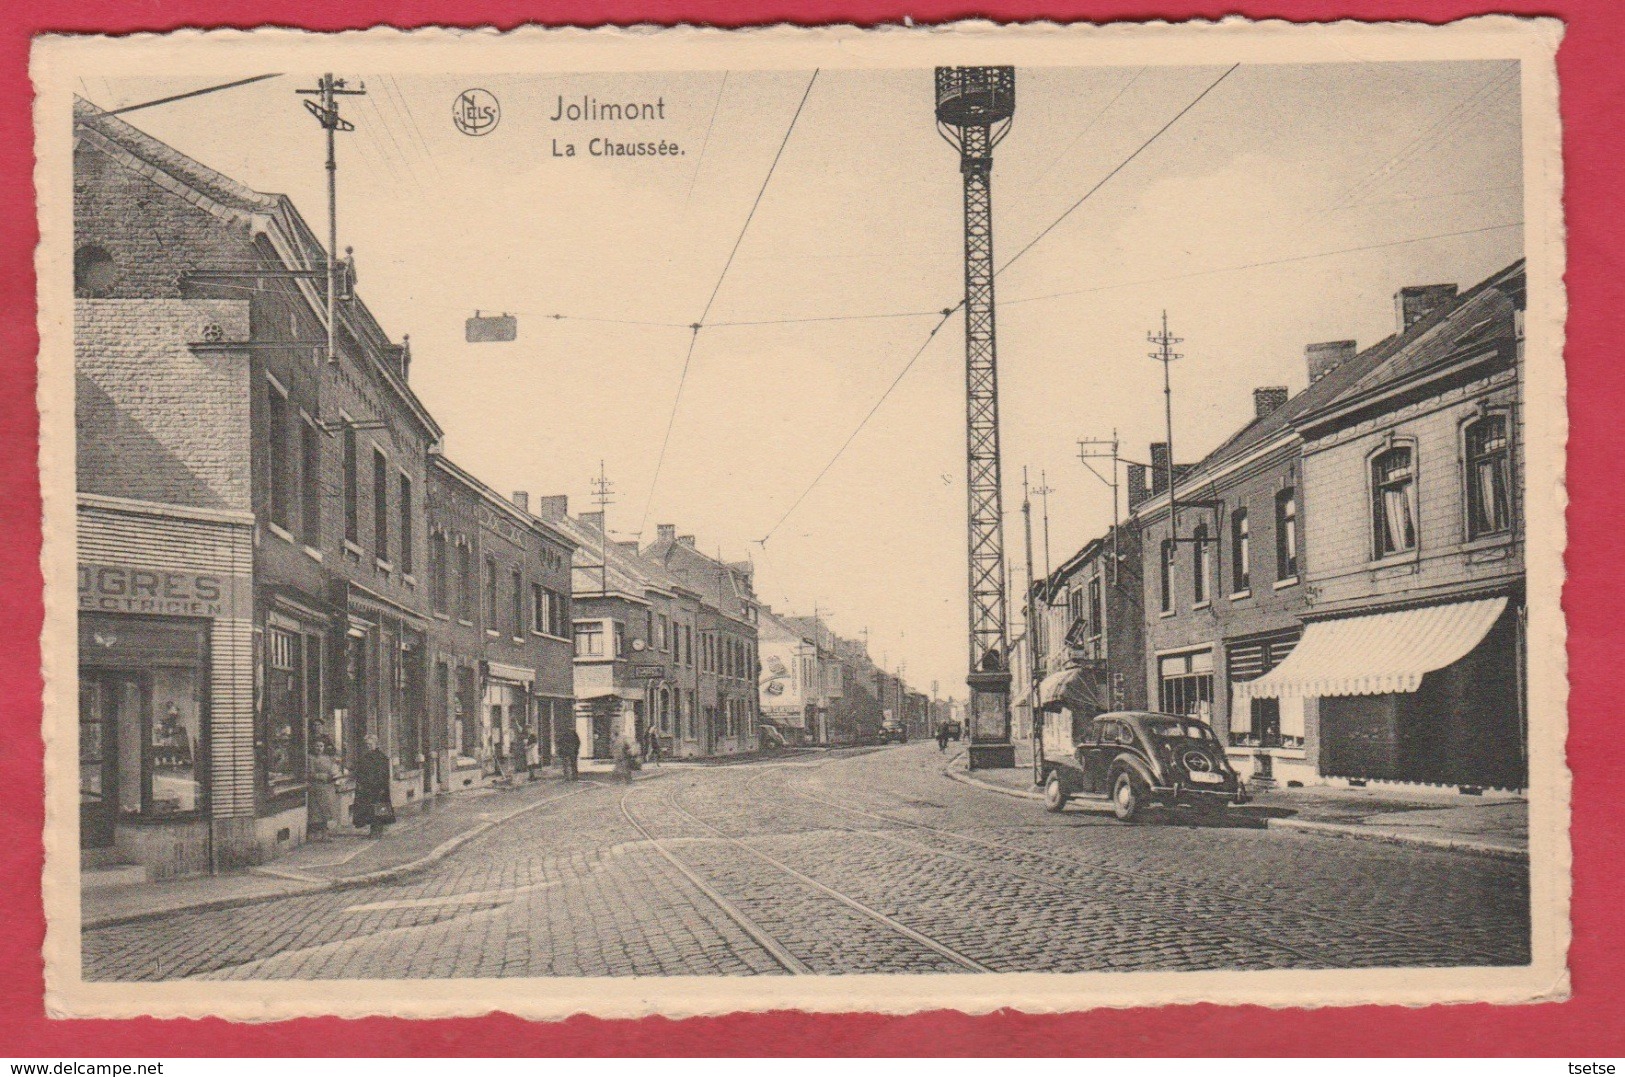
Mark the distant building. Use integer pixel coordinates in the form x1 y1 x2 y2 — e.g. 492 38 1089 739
645 525 761 756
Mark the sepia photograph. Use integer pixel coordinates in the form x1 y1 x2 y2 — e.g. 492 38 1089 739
34 19 1567 1019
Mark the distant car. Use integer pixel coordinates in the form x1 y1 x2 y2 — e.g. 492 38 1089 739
879 721 909 744
945 720 963 741
1039 711 1248 822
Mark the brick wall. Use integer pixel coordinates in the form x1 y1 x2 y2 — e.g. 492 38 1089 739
76 299 252 511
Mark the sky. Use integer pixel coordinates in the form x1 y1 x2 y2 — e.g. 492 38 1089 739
82 59 1524 698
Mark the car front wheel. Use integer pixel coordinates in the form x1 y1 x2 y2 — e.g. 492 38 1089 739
1112 770 1146 822
1043 772 1068 813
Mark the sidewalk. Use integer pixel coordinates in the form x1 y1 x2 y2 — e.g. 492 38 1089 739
942 742 1527 861
81 769 623 930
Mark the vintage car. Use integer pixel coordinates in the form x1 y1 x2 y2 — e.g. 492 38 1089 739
878 720 909 744
1040 710 1248 822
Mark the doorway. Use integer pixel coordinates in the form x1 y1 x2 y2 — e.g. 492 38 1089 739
80 671 141 850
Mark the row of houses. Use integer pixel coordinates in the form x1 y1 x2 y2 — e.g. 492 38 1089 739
72 98 797 879
1018 260 1527 793
757 610 944 745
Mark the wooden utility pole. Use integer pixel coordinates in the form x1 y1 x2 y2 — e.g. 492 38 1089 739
296 74 366 364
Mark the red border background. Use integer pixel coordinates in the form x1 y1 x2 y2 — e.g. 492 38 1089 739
2 0 1618 1056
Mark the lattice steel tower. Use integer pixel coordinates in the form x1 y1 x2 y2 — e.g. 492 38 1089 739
936 66 1017 770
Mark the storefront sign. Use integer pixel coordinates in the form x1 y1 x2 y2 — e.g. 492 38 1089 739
631 664 664 679
78 562 248 619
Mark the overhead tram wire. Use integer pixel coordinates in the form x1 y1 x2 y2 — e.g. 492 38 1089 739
996 63 1241 279
683 72 730 209
757 64 1243 544
1030 66 1147 184
756 307 959 545
638 68 821 538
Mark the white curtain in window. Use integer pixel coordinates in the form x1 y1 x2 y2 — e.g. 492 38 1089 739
1381 484 1415 552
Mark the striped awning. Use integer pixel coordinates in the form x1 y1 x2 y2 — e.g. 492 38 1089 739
1236 596 1507 702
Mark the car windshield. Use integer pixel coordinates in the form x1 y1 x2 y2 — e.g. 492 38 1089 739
1144 719 1214 742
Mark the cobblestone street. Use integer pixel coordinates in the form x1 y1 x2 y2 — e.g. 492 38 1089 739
82 744 1531 981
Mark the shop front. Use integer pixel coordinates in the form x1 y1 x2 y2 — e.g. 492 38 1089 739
1236 595 1524 791
1157 647 1215 723
484 661 534 780
1225 627 1311 786
336 585 430 810
77 497 255 877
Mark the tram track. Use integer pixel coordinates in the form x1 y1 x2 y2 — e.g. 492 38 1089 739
618 778 991 974
782 776 1516 966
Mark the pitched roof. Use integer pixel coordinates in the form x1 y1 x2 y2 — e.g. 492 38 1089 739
544 511 679 602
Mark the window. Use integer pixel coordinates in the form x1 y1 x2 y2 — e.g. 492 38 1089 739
1068 586 1084 629
1466 415 1512 538
398 474 413 575
430 533 448 613
456 665 478 756
1371 448 1417 557
343 425 359 544
614 621 625 658
74 244 117 297
265 627 307 787
532 583 547 634
484 556 498 627
1276 488 1299 579
1192 523 1211 605
267 381 293 532
1158 650 1215 720
301 418 321 546
512 569 524 637
372 449 389 559
1159 538 1175 613
456 542 474 621
1231 508 1250 593
1088 576 1103 639
574 621 604 657
658 614 670 652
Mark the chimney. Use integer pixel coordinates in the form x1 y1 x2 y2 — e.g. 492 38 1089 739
656 524 677 544
1149 443 1172 494
579 510 605 533
535 494 568 519
1126 463 1151 511
1306 340 1357 382
1253 386 1290 420
1395 283 1458 334
511 490 529 513
678 535 697 548
616 540 640 554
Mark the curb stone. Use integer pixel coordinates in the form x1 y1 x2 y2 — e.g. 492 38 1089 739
1264 816 1527 861
943 760 1528 860
82 781 600 931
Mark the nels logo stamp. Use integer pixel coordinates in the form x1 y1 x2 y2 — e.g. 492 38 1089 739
453 88 499 136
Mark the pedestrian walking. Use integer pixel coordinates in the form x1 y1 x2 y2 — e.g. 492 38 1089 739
557 721 581 781
352 732 395 838
306 735 342 840
936 721 951 753
612 733 635 784
644 725 663 767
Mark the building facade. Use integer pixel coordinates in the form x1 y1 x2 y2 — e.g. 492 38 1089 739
1250 263 1527 791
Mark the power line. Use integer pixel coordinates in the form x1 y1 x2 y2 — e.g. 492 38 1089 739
1320 68 1518 216
80 73 281 118
997 64 1240 279
684 72 729 210
706 308 945 329
639 69 821 537
1031 66 1145 184
1001 221 1523 308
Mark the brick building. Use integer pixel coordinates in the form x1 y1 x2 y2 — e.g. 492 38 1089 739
425 462 575 790
535 499 702 760
73 96 448 870
1246 262 1527 791
1027 523 1147 763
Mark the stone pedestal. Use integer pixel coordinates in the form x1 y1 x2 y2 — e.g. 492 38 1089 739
966 742 1017 770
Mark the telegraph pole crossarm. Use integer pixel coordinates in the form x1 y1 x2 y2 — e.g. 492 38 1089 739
296 74 366 364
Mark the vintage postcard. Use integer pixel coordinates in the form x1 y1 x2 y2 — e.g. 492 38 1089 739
34 17 1568 1020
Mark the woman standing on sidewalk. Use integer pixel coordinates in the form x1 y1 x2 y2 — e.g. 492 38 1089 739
353 733 395 838
306 736 342 841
